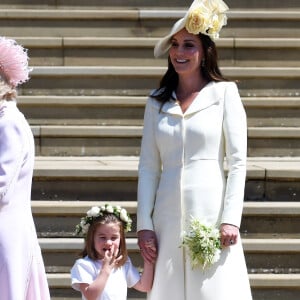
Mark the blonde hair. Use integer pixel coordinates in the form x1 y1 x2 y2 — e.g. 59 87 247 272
0 78 17 101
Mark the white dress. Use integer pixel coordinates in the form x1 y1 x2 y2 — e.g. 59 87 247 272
71 256 141 300
137 82 252 300
0 100 50 299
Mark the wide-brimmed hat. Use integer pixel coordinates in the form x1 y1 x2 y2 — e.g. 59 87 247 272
154 0 229 58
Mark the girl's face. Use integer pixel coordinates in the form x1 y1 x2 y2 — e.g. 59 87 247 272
169 28 204 76
93 223 121 259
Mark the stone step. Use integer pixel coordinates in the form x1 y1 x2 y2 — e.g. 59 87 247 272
32 200 300 237
44 232 300 299
1 8 299 38
0 0 299 9
20 66 300 97
31 156 300 202
30 124 300 157
11 37 300 67
39 236 300 272
47 272 300 300
32 200 300 216
248 127 300 157
244 97 300 127
108 0 300 9
18 95 300 127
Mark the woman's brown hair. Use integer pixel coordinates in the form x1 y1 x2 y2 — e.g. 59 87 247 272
152 33 228 105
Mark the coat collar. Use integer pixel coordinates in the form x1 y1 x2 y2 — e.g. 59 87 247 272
161 81 220 116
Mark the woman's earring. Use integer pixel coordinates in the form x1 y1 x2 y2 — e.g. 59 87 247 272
201 59 205 67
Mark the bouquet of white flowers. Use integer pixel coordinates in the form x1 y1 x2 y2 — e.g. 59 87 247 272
182 217 222 270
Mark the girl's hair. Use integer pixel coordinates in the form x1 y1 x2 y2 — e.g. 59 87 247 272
80 213 128 267
152 33 229 105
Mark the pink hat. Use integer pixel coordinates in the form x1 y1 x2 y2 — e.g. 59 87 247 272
0 37 31 87
154 0 229 57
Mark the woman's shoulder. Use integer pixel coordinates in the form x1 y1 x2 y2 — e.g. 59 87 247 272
146 90 162 109
207 81 239 99
0 101 24 127
211 80 237 89
0 100 16 116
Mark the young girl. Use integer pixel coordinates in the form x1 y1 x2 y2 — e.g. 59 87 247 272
71 204 155 300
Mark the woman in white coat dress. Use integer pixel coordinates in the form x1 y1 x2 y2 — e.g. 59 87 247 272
137 1 252 299
0 37 50 299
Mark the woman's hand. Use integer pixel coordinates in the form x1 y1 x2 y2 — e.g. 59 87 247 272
220 223 239 247
137 230 158 264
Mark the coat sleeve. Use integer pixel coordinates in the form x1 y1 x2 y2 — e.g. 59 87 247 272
221 82 247 228
0 117 24 204
137 98 161 231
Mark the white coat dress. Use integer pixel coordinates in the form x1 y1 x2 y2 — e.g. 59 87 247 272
137 81 252 300
0 100 50 299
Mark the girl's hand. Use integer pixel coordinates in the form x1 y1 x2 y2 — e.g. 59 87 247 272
102 245 123 270
220 223 239 247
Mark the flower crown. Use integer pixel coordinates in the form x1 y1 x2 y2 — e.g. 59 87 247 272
0 37 31 87
185 0 228 40
75 204 132 235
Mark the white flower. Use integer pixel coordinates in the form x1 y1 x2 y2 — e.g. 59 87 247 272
185 0 228 40
105 205 114 213
87 206 100 217
213 248 221 263
186 7 211 35
120 208 129 222
80 219 90 234
207 13 227 39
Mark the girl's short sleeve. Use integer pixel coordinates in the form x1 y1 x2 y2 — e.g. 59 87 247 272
125 257 141 288
71 258 95 291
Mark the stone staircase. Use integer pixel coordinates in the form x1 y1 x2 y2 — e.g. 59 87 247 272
1 0 300 299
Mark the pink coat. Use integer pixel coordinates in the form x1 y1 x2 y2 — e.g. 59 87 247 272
0 100 50 299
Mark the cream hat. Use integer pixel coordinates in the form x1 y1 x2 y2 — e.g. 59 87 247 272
154 0 229 57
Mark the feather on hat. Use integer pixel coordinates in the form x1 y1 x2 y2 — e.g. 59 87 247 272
0 37 31 87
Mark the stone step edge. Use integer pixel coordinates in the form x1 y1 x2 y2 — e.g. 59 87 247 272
47 272 300 288
31 200 300 216
1 9 300 20
12 36 300 49
32 156 300 180
30 125 300 138
39 237 300 253
29 66 300 79
18 95 300 108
